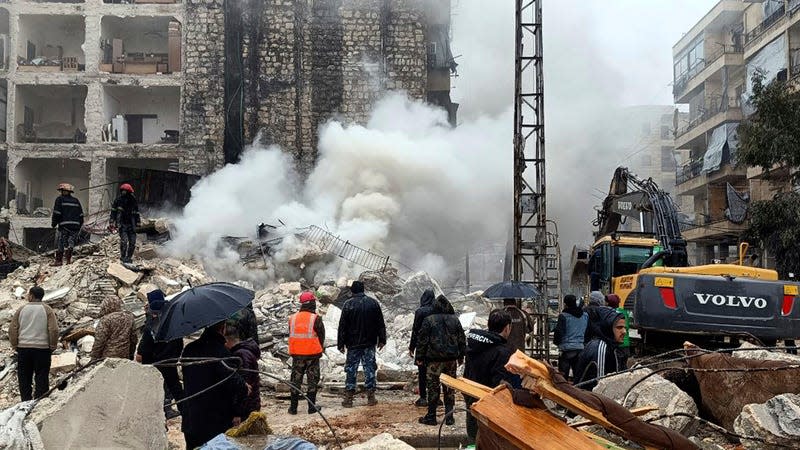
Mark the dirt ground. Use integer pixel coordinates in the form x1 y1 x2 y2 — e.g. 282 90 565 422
167 389 471 449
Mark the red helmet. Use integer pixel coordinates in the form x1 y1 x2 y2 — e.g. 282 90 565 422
119 183 134 193
299 291 317 303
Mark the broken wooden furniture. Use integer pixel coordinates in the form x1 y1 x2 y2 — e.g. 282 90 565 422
503 351 699 450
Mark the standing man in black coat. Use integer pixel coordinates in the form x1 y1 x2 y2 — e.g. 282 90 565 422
416 295 466 426
109 183 140 264
181 321 249 449
337 281 386 408
51 183 83 266
408 289 436 407
463 310 521 441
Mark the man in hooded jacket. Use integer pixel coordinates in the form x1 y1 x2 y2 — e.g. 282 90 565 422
416 295 466 426
575 307 627 391
583 290 608 343
409 289 436 407
463 309 521 441
90 297 137 360
553 294 588 380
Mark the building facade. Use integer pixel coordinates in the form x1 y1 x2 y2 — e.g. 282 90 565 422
673 0 799 265
0 0 454 249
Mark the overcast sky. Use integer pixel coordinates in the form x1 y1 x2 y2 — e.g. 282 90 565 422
449 0 721 252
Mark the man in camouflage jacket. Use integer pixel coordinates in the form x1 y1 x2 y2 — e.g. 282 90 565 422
90 297 137 360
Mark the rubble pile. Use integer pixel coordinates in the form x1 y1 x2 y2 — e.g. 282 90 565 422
734 393 800 449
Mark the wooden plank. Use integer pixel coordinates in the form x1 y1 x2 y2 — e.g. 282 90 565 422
571 406 659 428
440 374 492 400
471 386 605 450
168 21 181 73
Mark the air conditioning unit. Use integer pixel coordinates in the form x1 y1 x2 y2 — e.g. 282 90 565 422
0 35 7 71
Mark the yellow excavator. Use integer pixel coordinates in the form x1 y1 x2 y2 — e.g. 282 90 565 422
570 167 800 350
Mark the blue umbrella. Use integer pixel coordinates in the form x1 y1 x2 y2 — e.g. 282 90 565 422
154 282 254 342
483 281 540 299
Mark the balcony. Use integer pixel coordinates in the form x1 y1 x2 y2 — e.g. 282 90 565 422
682 219 747 243
745 4 786 48
676 158 747 196
673 45 743 102
676 159 704 185
675 101 742 150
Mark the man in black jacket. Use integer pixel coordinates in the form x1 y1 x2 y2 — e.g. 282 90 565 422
51 183 84 266
463 309 521 440
135 289 184 419
109 183 140 263
337 281 386 408
408 289 435 407
181 321 249 449
416 295 466 426
575 307 626 391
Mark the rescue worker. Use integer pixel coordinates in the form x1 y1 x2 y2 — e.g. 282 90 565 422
575 307 627 391
288 291 325 415
416 295 466 426
51 183 84 266
90 297 137 360
337 281 386 408
502 298 533 352
408 289 436 407
553 294 588 380
109 183 140 264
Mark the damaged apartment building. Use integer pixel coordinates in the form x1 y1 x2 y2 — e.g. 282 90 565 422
0 0 456 250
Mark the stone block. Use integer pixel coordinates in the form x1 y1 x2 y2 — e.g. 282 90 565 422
343 433 414 450
278 282 302 296
50 352 77 373
136 245 159 260
735 393 800 449
106 263 142 286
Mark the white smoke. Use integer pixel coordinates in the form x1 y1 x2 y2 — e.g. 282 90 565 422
169 93 511 283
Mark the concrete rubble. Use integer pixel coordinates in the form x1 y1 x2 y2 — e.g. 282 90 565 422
734 393 800 450
593 368 699 432
342 433 414 450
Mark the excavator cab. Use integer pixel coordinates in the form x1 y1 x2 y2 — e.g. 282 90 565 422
587 235 658 302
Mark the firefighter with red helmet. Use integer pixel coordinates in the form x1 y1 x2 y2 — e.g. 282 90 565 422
51 183 83 266
109 183 140 263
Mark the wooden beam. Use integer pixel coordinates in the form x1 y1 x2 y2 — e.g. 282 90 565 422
440 374 492 399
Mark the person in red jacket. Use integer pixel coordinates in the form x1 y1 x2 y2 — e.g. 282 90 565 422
288 291 326 415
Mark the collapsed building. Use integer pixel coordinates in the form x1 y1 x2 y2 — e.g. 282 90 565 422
0 0 457 250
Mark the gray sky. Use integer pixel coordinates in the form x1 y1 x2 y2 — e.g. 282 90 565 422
450 0 720 252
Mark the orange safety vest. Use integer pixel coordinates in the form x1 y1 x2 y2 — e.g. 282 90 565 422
288 311 323 356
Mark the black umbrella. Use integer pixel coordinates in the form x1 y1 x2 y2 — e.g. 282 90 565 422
154 282 254 342
483 281 540 299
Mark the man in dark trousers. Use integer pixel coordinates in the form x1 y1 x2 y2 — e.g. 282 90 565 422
8 286 58 401
135 289 184 419
408 288 436 407
224 318 261 422
51 183 84 266
416 295 466 426
553 294 588 380
503 298 533 353
288 291 325 415
337 281 386 408
182 321 249 449
575 307 627 391
463 309 521 441
109 183 140 264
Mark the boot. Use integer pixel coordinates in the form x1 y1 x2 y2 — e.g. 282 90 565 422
307 392 321 414
418 409 437 425
342 390 354 408
64 249 72 265
367 389 378 406
288 394 298 415
51 251 63 267
414 397 428 407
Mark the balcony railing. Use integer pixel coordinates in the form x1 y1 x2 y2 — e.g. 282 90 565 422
676 159 704 184
673 45 743 97
675 99 739 139
744 4 786 46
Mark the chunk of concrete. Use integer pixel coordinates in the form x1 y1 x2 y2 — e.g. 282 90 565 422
33 358 167 449
343 433 414 450
316 285 340 304
136 245 159 260
279 282 302 296
594 368 698 432
106 263 142 286
733 342 800 364
388 272 442 308
50 352 77 373
734 393 800 449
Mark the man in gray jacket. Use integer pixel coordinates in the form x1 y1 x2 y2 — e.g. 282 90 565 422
8 286 59 401
553 294 588 381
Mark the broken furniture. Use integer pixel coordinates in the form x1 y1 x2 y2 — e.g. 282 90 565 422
15 122 87 144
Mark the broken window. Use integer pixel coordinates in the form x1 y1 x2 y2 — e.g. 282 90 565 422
14 158 89 217
15 85 87 144
100 16 181 74
102 85 180 144
17 15 85 72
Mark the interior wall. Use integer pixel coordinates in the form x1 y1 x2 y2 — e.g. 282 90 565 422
15 85 87 139
100 16 172 54
103 86 179 144
0 8 9 35
18 15 86 64
15 158 89 213
101 157 177 209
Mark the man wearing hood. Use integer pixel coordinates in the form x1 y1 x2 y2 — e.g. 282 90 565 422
575 307 627 391
225 318 261 422
90 297 137 360
288 291 325 415
409 289 436 407
553 294 588 380
463 309 520 441
583 290 608 343
135 289 184 419
416 295 466 426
